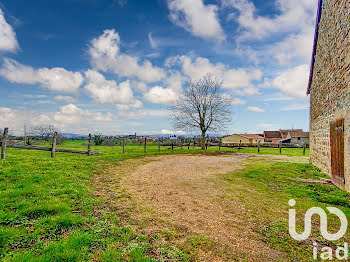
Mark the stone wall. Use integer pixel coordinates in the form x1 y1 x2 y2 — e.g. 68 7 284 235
309 0 350 190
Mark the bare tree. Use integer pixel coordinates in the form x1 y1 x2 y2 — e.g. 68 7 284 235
170 74 232 149
29 124 59 140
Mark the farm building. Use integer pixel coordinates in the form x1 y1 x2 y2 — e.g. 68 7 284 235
223 134 264 144
263 129 309 145
263 131 281 142
279 129 309 145
308 0 350 189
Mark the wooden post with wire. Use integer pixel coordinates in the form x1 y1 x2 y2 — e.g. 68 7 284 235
144 137 147 153
87 134 92 156
158 138 161 152
279 141 282 154
258 141 260 153
122 137 125 154
1 127 9 160
24 125 27 145
51 132 57 158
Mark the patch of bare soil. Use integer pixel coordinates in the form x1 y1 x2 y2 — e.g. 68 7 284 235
105 154 288 261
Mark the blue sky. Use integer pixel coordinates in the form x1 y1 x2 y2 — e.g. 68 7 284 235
0 0 317 135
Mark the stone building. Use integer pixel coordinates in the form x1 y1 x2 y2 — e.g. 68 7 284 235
280 129 309 145
308 0 349 189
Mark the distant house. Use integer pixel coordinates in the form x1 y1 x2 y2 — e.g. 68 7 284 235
136 136 159 143
263 131 281 142
307 0 349 189
223 134 264 144
263 129 309 145
280 129 309 145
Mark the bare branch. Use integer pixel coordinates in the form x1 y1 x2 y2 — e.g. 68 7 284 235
169 74 233 149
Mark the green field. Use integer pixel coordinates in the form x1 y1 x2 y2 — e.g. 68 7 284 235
1 140 349 261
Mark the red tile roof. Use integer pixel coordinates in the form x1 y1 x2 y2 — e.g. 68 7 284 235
264 131 281 139
270 138 282 144
280 129 303 138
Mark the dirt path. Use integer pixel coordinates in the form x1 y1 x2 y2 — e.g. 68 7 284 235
108 154 291 261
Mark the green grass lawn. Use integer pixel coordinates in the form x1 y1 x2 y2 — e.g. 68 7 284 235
0 139 345 262
219 159 350 261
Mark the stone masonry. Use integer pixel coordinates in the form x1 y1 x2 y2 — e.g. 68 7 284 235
309 0 350 190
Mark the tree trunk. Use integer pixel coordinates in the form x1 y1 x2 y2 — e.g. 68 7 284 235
201 130 206 150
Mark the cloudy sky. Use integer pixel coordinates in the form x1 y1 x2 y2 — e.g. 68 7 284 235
0 0 317 135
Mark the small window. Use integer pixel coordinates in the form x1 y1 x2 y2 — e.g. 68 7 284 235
298 137 301 140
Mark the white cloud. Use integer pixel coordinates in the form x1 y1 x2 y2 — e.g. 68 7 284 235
160 129 186 135
148 32 157 49
23 100 55 105
37 68 84 93
272 27 314 65
168 0 226 41
164 71 184 91
54 104 113 124
247 106 265 113
0 107 52 135
0 9 19 52
231 97 246 105
166 55 261 95
23 94 47 99
260 93 293 102
223 0 317 41
54 95 77 103
89 29 165 83
144 86 178 104
281 103 309 111
0 58 84 93
84 69 138 106
115 100 142 111
117 109 169 119
132 81 148 92
272 64 309 98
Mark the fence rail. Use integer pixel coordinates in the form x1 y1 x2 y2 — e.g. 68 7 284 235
0 127 309 160
6 143 102 156
1 128 101 159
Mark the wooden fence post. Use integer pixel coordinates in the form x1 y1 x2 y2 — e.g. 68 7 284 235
219 138 222 151
205 140 208 150
258 141 260 153
171 141 174 150
51 132 57 158
181 139 183 150
144 137 147 153
193 138 195 149
87 134 92 156
1 127 9 160
24 124 27 145
187 140 190 150
238 140 241 152
303 143 306 155
123 137 125 154
158 139 161 152
279 141 282 154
